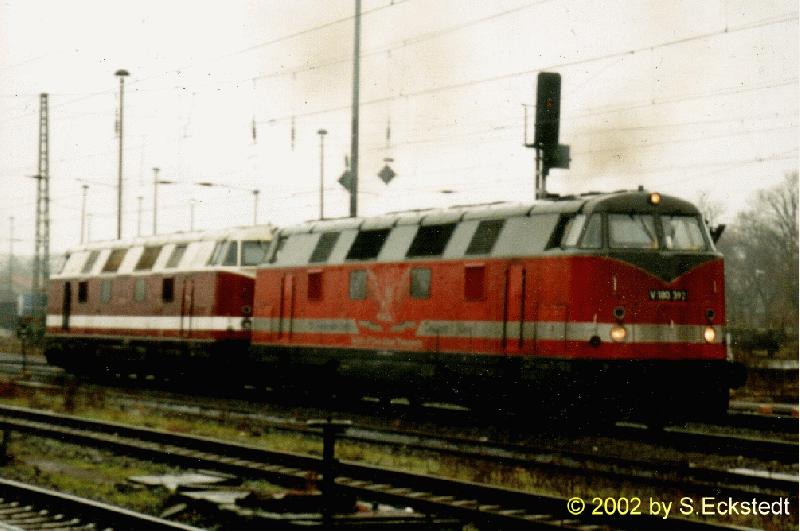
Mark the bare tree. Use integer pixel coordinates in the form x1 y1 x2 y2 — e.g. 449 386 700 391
696 189 726 227
719 172 798 343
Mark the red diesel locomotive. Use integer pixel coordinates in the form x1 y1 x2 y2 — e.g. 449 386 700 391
250 189 740 420
45 225 275 376
43 189 741 420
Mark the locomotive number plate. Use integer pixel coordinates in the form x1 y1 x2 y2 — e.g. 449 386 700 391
648 289 688 301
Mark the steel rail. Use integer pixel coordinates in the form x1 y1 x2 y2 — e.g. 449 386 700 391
0 478 202 530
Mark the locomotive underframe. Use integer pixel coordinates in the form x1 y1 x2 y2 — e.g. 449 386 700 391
44 335 250 379
248 344 735 421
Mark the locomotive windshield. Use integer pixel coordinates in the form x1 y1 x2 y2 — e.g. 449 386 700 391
560 210 710 252
608 214 658 249
661 215 706 251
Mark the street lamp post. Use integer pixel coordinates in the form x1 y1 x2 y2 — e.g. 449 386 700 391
80 184 88 244
137 195 143 237
115 69 129 240
152 167 175 235
317 128 327 220
7 217 13 301
252 189 260 225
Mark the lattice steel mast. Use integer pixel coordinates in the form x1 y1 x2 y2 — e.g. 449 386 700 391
31 93 50 337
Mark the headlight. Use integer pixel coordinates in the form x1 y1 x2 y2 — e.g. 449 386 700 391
648 192 661 205
704 326 716 343
610 325 627 343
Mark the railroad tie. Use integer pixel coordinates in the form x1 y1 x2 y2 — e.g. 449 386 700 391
448 499 479 508
0 503 33 515
427 495 456 503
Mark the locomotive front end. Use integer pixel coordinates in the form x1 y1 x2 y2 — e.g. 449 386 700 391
560 191 741 421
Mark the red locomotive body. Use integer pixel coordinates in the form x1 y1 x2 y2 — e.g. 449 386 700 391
250 191 738 420
45 225 274 376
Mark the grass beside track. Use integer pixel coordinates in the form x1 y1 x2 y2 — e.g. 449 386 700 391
0 377 793 530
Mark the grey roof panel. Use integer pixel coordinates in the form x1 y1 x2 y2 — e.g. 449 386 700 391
492 214 559 256
282 224 315 235
421 209 464 225
310 217 362 232
442 220 478 258
274 233 317 265
327 229 358 263
378 225 417 261
461 203 533 220
360 216 396 230
395 212 425 226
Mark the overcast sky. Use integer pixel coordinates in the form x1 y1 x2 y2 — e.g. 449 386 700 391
0 0 797 253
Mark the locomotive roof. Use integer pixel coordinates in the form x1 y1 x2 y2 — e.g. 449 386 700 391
64 223 277 253
265 189 709 267
54 223 277 279
282 189 694 234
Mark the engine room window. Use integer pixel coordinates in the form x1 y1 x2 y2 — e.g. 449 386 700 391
77 281 88 303
307 271 323 301
165 244 187 268
102 249 127 273
410 268 431 299
349 270 367 300
100 279 112 303
561 215 586 247
662 215 706 251
464 265 486 300
608 214 659 249
135 246 162 271
81 250 100 274
346 229 390 260
310 232 340 263
162 278 175 303
407 224 456 257
466 220 504 255
223 241 239 266
134 278 147 302
242 240 270 265
579 214 603 249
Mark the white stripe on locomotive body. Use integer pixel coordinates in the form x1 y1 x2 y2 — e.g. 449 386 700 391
250 317 723 345
46 314 247 332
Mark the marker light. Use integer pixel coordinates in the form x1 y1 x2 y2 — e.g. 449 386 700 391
610 325 627 343
648 192 662 205
703 326 716 343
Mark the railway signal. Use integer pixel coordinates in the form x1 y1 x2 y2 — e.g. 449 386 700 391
534 72 561 149
525 72 570 199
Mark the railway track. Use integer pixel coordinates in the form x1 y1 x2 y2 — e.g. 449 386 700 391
0 367 796 499
105 394 798 500
0 404 763 530
0 477 201 530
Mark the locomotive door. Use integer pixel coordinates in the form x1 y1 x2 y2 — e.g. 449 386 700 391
278 274 295 340
503 264 527 355
61 281 72 330
179 278 194 338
